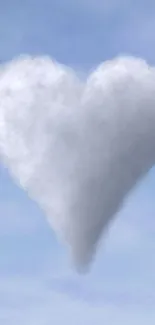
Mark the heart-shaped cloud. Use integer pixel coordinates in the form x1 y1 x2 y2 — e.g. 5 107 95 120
0 55 155 271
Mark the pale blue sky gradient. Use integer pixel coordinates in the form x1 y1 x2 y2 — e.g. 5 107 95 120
0 1 155 324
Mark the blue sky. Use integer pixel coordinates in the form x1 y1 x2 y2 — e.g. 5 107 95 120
1 0 155 324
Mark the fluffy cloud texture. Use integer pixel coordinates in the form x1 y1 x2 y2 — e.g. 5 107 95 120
0 55 155 271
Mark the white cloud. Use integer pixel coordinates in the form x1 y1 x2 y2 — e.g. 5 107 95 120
1 55 155 272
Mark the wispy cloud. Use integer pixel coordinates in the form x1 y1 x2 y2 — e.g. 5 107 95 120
50 275 155 308
1 271 155 325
